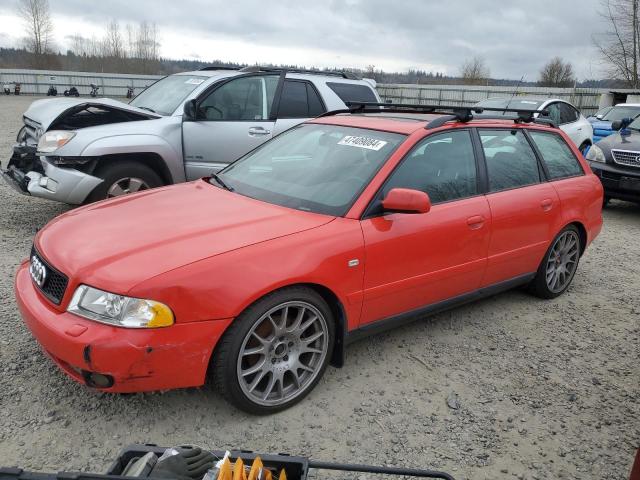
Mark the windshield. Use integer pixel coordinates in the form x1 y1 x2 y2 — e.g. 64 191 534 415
129 75 207 115
218 124 405 216
601 106 640 123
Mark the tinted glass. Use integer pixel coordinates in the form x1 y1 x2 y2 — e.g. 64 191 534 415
278 81 309 118
480 129 541 192
383 131 478 204
220 124 405 216
546 103 562 125
602 106 640 122
307 84 325 116
530 131 583 179
130 75 207 115
327 82 377 103
199 75 278 120
559 103 579 124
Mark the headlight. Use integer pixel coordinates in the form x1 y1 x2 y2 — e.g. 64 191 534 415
67 285 174 328
37 130 76 153
585 144 606 163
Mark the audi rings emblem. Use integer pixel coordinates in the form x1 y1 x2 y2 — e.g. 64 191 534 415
30 255 47 287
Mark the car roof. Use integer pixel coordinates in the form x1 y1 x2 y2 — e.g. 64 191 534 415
613 103 640 107
310 113 558 134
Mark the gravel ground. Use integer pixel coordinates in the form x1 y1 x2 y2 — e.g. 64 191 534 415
0 95 638 480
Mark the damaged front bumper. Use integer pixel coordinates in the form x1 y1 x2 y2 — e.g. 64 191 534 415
2 143 103 204
15 261 227 392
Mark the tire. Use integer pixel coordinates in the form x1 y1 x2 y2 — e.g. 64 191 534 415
579 141 591 157
212 287 335 414
529 225 582 299
84 161 163 203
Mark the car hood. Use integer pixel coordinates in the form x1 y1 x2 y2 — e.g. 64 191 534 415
35 180 335 293
23 97 160 131
595 129 640 154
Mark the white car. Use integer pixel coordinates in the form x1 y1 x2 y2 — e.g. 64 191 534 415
475 97 594 154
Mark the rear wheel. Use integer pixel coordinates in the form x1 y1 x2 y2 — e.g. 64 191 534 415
529 225 582 299
84 161 163 203
579 141 591 157
212 287 335 414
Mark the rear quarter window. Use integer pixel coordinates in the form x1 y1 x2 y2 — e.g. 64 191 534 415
326 82 377 104
529 131 584 179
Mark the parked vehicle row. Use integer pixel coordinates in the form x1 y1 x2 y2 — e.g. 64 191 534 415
588 103 640 142
14 100 603 413
2 66 379 204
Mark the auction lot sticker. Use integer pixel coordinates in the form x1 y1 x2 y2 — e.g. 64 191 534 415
338 136 388 151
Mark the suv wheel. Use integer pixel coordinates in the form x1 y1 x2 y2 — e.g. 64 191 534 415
85 161 163 203
212 287 335 414
529 225 582 299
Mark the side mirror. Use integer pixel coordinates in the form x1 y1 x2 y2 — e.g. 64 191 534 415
183 99 197 121
382 188 431 214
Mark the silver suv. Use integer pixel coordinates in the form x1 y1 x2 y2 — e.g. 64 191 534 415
2 66 379 204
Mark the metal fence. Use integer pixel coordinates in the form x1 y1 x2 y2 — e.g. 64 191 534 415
377 83 607 116
0 68 162 97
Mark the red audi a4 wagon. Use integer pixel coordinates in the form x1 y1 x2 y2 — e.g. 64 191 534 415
16 103 603 413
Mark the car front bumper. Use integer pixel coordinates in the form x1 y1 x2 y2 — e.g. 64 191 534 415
589 161 640 203
15 261 228 392
2 144 103 204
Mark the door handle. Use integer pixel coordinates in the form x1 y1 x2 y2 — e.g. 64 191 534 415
248 126 271 136
577 127 583 131
466 215 485 230
541 198 553 211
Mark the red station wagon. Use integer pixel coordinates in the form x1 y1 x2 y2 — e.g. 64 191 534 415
15 103 603 413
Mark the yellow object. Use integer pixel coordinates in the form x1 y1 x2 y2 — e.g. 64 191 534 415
145 301 175 327
233 458 247 480
279 469 287 480
248 457 263 480
218 457 233 480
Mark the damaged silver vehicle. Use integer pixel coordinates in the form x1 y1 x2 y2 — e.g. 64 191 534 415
2 66 379 204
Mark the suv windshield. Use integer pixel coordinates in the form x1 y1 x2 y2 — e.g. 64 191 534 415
602 106 640 123
130 75 207 115
218 124 405 216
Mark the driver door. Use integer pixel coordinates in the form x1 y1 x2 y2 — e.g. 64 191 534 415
182 74 280 180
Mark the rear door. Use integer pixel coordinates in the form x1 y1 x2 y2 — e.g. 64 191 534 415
477 128 563 286
272 79 327 136
182 74 280 180
359 129 491 325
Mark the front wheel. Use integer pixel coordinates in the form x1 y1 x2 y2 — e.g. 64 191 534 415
84 161 163 203
529 226 582 299
212 287 335 414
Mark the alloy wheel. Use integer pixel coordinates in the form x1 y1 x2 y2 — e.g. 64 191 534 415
107 177 150 197
545 230 580 293
236 301 329 407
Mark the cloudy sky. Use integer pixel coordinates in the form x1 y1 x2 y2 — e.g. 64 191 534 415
0 0 607 80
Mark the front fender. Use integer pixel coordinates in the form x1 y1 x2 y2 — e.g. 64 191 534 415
80 135 185 183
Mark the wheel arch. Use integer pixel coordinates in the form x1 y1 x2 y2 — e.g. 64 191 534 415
94 152 173 186
567 220 588 256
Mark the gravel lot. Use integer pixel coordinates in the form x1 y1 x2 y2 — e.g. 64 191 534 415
0 95 638 480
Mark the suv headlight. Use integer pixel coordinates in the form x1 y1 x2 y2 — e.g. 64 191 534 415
67 285 174 328
37 130 76 153
586 144 606 163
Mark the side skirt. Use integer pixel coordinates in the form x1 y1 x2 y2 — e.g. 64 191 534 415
344 272 535 345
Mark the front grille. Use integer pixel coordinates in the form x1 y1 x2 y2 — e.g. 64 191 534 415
30 247 68 305
612 149 640 168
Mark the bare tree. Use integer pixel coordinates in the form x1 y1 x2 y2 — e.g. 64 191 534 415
17 0 54 56
460 56 490 85
104 20 124 59
593 0 640 87
538 57 576 87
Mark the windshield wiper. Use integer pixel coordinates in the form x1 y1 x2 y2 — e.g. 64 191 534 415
210 173 234 191
137 106 156 113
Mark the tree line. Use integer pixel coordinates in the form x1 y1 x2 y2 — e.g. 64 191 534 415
7 0 640 87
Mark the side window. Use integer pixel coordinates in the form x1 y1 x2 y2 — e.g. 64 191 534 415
383 130 478 204
479 129 541 192
559 103 579 124
545 103 561 125
278 80 326 118
529 131 584 179
326 82 377 104
198 75 278 121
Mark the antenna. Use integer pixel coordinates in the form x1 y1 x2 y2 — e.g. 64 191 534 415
504 75 526 114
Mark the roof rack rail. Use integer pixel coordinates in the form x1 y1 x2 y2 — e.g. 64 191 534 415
238 65 361 80
198 65 241 71
319 102 555 129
